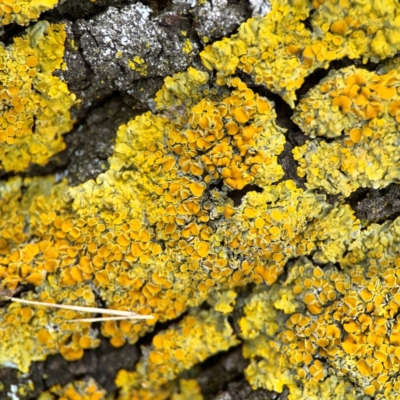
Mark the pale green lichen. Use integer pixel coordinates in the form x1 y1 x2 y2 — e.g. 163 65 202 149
207 289 238 314
182 39 194 55
171 379 204 400
154 67 212 111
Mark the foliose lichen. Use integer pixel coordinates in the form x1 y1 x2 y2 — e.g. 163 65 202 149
293 65 400 196
0 0 59 26
2 0 400 399
0 21 76 173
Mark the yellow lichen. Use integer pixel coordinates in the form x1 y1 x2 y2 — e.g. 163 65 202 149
240 264 356 399
0 280 100 371
154 67 212 111
201 0 400 107
0 0 59 26
38 378 106 400
293 66 400 195
0 21 76 173
116 310 237 399
171 379 204 400
0 61 333 375
207 289 238 314
240 212 400 399
0 70 290 371
2 1 400 398
182 39 194 55
128 56 148 77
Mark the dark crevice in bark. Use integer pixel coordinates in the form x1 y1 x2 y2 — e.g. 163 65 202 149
42 335 140 394
227 184 264 207
42 0 174 23
1 22 32 45
319 190 341 206
195 345 287 400
0 91 144 186
300 9 315 33
346 183 400 222
0 284 36 308
209 180 224 192
294 57 380 105
196 346 248 399
276 141 307 189
0 329 141 398
236 72 308 189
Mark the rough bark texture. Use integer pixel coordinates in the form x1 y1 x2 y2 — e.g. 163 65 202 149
0 0 398 399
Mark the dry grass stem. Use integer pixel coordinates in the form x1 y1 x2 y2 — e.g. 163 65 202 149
68 316 144 322
3 296 154 321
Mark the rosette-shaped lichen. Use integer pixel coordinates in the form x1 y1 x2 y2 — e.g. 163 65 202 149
240 281 357 399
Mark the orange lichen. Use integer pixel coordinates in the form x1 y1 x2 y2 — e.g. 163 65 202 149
116 311 237 399
38 378 106 400
0 0 59 26
1 2 400 399
0 66 297 372
0 63 330 374
0 281 100 371
293 66 400 195
241 213 400 399
0 21 76 173
201 0 400 107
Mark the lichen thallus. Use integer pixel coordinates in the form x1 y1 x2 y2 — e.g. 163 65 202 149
0 289 154 322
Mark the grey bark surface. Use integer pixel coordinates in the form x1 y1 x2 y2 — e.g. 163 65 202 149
0 0 399 399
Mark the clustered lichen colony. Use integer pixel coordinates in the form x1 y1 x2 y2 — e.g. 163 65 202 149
0 20 75 172
2 0 400 399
